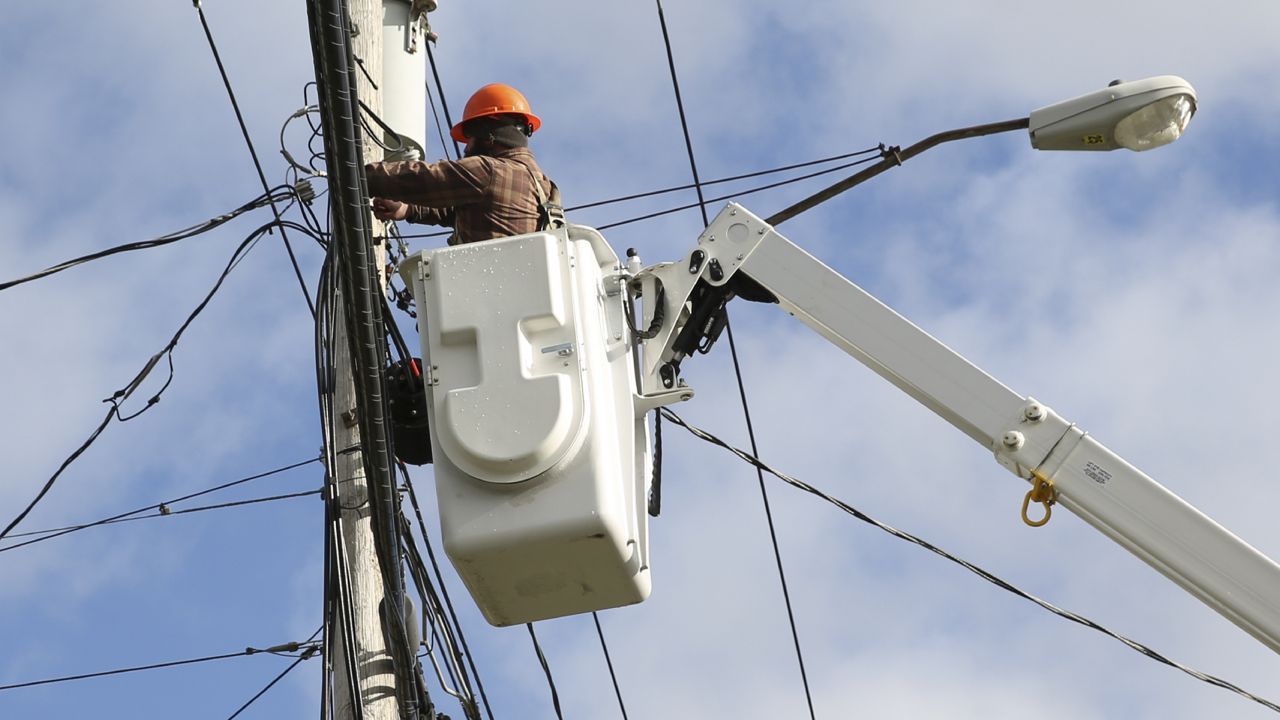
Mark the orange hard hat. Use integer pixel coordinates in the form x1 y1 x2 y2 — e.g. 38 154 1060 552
451 83 542 142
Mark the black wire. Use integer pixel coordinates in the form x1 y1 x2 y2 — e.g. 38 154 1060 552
392 154 881 241
193 0 316 318
595 156 878 231
225 628 324 720
0 219 280 541
723 321 816 719
1 488 321 553
424 77 454 162
0 186 297 293
312 237 366 720
654 0 710 227
226 653 312 718
0 406 115 540
660 408 1280 715
526 624 564 720
0 640 322 692
401 462 495 720
565 147 881 213
424 41 461 160
592 613 629 720
0 456 320 548
652 3 817 717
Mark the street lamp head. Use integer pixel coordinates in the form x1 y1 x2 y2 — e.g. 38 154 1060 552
1029 75 1197 152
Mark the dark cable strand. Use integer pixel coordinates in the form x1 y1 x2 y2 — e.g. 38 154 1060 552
0 456 320 546
0 640 322 692
401 461 495 720
393 152 881 241
0 186 297 293
652 2 817 716
193 1 316 318
526 624 564 720
566 147 881 213
660 408 1280 715
724 320 817 719
424 41 460 160
312 239 366 720
225 627 324 720
654 0 710 227
592 612 630 720
1 219 279 540
2 488 320 553
0 406 116 540
423 77 453 162
595 155 878 231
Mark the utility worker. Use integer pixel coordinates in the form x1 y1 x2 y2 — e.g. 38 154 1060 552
365 83 561 245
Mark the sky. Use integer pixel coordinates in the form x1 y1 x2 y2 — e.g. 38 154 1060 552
2 1 1279 718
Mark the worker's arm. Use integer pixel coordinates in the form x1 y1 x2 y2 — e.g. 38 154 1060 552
366 158 490 229
371 197 456 228
365 157 491 208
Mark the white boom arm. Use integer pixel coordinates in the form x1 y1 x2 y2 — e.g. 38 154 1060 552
633 202 1280 653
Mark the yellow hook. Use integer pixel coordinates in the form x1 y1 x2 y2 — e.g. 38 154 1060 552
1021 471 1056 528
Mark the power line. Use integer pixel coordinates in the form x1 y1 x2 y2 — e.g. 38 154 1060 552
651 3 817 718
1 219 291 540
193 0 316 318
390 152 881 241
566 147 881 213
0 186 299 293
399 461 491 720
526 623 564 720
424 40 461 160
1 456 320 549
594 155 878 231
0 640 322 692
1 485 321 553
660 408 1280 715
592 612 629 720
224 627 324 720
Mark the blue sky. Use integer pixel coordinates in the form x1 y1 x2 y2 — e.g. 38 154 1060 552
3 1 1280 718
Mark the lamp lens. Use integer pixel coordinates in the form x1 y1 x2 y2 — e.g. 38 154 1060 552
1115 94 1195 151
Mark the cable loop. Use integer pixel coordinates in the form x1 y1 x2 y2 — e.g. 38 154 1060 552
1021 472 1056 527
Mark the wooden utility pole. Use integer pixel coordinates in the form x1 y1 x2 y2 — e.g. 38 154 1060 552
330 0 398 717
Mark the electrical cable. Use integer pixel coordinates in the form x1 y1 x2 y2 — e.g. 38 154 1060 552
592 612 630 720
224 627 324 720
193 0 316 318
1 218 286 541
724 321 817 717
313 241 367 720
566 147 881 213
401 460 494 720
660 408 1280 715
424 77 454 162
526 623 564 720
0 456 320 548
0 639 322 692
1 487 321 553
391 153 881 241
595 155 878 231
424 41 461 160
0 186 297 293
652 3 817 717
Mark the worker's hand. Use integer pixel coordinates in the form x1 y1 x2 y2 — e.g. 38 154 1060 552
371 197 409 221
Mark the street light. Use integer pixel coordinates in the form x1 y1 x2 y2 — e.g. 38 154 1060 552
1029 75 1197 152
767 75 1197 226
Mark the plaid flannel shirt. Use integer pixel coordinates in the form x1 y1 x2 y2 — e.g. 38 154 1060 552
365 147 554 245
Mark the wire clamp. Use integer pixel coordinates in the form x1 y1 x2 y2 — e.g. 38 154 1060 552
1021 470 1056 527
